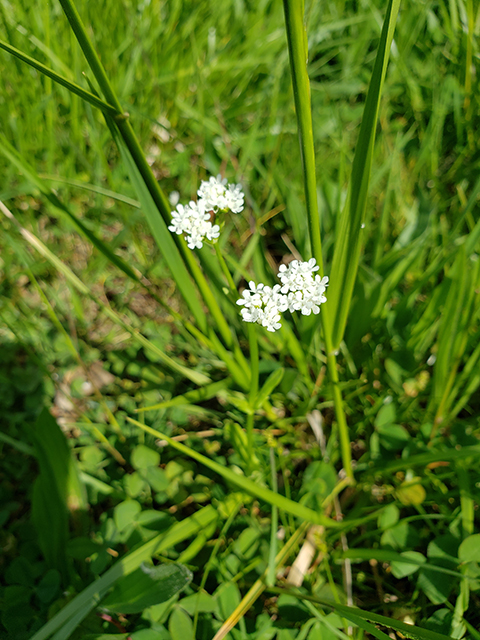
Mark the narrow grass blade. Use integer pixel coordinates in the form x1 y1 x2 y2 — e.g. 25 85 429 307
127 418 341 528
40 174 140 208
30 506 218 640
282 0 354 481
369 446 480 474
340 549 462 578
282 0 322 262
267 447 279 587
269 588 453 640
328 0 401 349
104 115 208 332
0 38 119 116
0 201 210 386
59 0 236 348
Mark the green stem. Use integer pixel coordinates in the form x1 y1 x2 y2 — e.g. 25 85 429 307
246 324 259 470
58 0 234 348
215 242 238 295
283 0 353 481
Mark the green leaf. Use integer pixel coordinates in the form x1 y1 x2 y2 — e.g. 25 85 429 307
36 570 61 604
131 444 160 470
390 551 426 578
114 500 142 532
30 408 87 581
417 567 453 604
254 368 284 409
459 534 480 564
30 505 218 640
144 467 169 492
177 592 217 615
169 607 195 640
102 563 192 614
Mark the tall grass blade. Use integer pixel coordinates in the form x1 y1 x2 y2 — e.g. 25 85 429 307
328 0 401 349
0 38 119 115
59 0 236 348
282 0 354 482
282 0 322 262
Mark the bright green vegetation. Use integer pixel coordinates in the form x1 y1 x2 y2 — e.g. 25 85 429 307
1 1 480 639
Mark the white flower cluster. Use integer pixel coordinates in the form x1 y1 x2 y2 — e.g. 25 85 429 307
236 258 329 332
169 174 244 249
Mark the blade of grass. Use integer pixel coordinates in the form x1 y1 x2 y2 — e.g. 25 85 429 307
0 137 141 283
282 0 354 481
136 378 232 412
0 38 119 116
268 587 454 640
267 446 279 587
327 0 401 349
59 0 238 351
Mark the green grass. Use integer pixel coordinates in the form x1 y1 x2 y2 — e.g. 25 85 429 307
1 1 480 639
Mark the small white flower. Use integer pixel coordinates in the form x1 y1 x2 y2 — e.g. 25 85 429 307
237 259 328 332
224 183 244 214
169 174 245 250
197 174 245 214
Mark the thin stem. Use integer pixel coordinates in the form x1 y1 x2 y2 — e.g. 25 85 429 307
246 324 259 471
215 242 238 295
283 0 353 481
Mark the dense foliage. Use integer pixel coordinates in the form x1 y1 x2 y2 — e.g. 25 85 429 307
0 1 479 639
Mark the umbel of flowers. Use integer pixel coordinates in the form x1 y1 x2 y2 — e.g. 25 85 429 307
236 259 329 332
169 175 244 249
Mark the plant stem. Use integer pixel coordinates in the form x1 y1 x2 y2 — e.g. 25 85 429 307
283 0 353 481
246 323 259 471
215 242 238 295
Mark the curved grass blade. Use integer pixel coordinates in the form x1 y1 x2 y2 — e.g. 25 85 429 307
328 0 401 349
0 38 119 116
269 587 453 640
39 174 140 208
59 0 236 348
